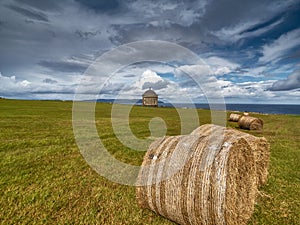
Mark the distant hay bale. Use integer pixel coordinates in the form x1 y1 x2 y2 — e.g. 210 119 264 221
191 124 270 186
238 116 264 131
229 113 242 122
136 125 259 225
243 112 249 116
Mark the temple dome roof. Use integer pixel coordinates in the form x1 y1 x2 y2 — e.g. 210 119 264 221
142 88 157 97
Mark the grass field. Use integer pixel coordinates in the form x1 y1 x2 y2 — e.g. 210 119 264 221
0 99 299 224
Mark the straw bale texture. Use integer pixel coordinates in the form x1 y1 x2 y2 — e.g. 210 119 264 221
136 124 260 225
229 113 241 122
191 124 270 186
238 116 263 131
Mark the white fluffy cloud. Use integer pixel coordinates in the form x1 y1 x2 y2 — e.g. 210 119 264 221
204 57 239 75
133 70 166 89
174 64 228 101
2 63 298 104
124 69 171 98
120 69 202 102
0 73 31 96
259 28 300 63
223 80 276 99
174 64 211 78
170 63 289 103
0 72 78 99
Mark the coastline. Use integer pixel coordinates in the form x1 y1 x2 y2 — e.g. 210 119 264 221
1 98 299 115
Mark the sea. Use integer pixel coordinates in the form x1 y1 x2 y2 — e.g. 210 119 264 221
98 99 299 115
159 103 300 115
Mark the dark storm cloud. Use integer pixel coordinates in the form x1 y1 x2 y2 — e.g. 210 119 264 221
0 0 300 102
5 4 49 22
13 0 62 11
74 0 121 13
269 71 300 91
123 74 136 78
31 90 75 94
43 78 58 84
142 80 169 90
109 0 300 58
38 60 87 73
200 0 289 30
0 20 5 31
240 14 284 35
179 79 198 88
110 23 213 53
75 30 101 40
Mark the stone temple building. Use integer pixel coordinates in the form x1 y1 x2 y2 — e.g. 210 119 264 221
142 88 158 107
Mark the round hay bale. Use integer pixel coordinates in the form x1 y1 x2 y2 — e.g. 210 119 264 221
191 124 270 186
238 116 263 131
136 126 258 225
229 113 241 122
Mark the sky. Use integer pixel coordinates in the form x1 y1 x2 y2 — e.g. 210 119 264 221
0 0 300 104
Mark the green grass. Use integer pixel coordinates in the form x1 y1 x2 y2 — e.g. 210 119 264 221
0 99 299 224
